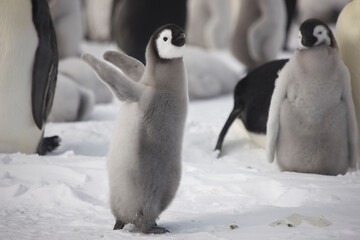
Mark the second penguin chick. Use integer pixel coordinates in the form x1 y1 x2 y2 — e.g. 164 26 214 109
266 18 358 175
83 24 188 234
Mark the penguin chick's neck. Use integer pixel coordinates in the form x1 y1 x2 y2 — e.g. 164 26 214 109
142 57 187 92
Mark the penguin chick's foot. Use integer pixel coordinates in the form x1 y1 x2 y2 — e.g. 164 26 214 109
144 226 170 234
38 136 61 155
113 220 125 230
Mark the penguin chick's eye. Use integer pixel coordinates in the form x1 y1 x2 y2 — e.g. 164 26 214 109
163 37 168 42
318 31 323 34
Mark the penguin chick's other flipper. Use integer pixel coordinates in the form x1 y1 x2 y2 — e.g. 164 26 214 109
103 51 145 82
82 53 148 102
37 136 61 155
32 0 58 130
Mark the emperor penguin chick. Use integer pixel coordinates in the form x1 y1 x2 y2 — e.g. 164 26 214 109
83 24 188 234
266 18 359 175
336 0 360 169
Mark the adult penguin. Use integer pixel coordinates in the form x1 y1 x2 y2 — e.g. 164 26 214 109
111 0 187 64
266 19 358 175
0 0 60 154
215 59 288 155
231 0 286 70
336 0 360 169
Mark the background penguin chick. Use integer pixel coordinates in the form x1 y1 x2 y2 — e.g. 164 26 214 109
266 19 358 175
49 73 95 122
184 46 240 100
336 0 360 169
186 0 232 49
48 0 83 59
58 57 113 104
231 0 286 70
82 0 113 42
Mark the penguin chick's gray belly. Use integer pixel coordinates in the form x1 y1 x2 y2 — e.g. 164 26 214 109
277 99 349 175
0 1 43 153
138 91 186 208
108 92 186 223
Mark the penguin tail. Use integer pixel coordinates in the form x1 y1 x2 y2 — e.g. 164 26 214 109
37 136 61 155
214 107 242 156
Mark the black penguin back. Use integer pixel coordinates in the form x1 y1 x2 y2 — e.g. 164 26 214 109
215 59 288 153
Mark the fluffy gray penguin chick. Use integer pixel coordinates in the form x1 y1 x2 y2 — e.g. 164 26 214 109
82 24 188 234
266 18 359 175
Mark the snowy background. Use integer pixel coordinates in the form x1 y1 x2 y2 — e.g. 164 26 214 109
1 28 360 240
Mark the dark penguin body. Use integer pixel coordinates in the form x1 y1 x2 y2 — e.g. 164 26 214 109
0 0 59 154
83 24 188 234
111 0 187 64
283 0 297 50
215 59 288 154
267 19 358 175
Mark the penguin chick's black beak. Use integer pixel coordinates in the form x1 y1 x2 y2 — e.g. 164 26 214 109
301 35 317 47
173 33 186 47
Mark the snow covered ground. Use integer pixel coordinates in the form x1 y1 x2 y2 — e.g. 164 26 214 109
1 42 360 239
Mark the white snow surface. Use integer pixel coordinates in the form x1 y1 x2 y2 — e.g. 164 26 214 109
1 43 360 240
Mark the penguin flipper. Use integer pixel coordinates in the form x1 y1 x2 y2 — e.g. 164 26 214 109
32 0 58 130
82 53 148 102
103 51 145 82
266 68 288 163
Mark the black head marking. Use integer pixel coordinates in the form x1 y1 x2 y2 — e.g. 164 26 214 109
149 24 186 61
298 18 337 50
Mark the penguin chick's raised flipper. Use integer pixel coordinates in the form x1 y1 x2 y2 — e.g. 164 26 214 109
266 18 358 175
215 59 288 154
0 0 59 155
83 24 188 234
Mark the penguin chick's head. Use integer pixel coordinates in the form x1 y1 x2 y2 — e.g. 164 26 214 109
151 24 186 60
298 18 337 50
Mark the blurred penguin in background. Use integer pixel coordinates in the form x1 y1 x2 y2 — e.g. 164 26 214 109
283 0 297 50
47 0 113 122
48 0 83 59
186 0 232 50
231 0 286 70
336 0 360 169
297 0 350 24
111 0 187 64
82 0 113 42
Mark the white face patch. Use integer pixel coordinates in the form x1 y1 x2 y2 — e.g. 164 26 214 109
156 29 185 59
297 31 307 50
313 25 331 47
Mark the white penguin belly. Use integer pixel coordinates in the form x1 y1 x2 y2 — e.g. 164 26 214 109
277 99 349 175
107 103 143 221
0 0 42 154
